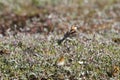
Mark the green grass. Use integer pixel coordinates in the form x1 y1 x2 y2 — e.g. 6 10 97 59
0 32 119 79
0 0 119 79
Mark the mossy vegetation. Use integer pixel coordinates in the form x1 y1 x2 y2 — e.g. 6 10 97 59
0 0 120 79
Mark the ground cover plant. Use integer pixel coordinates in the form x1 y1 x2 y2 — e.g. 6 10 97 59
0 0 120 80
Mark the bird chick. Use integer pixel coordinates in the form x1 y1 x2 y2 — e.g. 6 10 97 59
56 56 65 66
58 25 77 45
